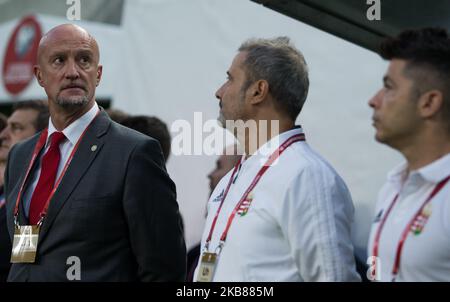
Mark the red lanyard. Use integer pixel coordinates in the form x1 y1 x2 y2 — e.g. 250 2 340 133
205 133 306 252
13 111 100 225
372 174 450 280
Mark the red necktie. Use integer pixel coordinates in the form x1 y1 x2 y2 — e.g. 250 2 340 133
29 131 66 225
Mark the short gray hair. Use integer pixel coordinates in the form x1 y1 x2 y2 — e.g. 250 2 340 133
238 37 309 121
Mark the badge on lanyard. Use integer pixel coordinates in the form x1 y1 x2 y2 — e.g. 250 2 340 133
10 225 40 263
196 252 218 282
8 111 100 265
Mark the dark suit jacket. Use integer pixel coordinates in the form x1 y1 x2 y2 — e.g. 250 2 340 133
0 188 11 281
4 111 186 281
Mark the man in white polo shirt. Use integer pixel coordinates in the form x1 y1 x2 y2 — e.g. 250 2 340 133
194 37 360 282
367 28 450 282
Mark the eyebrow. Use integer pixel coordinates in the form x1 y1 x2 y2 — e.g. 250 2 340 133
48 49 94 58
9 121 23 127
48 51 66 58
77 49 94 57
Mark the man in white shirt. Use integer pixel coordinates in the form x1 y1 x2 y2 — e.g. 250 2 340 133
194 37 360 282
367 28 450 282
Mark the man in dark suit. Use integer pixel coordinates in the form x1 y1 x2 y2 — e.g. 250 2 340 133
4 24 186 281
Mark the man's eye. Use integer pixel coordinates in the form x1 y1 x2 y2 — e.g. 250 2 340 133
80 57 90 64
54 57 64 64
11 125 22 132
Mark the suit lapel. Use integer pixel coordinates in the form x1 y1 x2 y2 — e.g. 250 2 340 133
37 111 111 243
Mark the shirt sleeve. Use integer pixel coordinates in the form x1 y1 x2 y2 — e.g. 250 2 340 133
440 186 450 236
279 163 361 281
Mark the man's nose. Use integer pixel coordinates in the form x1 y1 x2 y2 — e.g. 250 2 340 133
215 85 224 101
64 59 80 80
368 90 382 108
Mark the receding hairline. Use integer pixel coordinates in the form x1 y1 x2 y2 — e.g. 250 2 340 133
37 24 100 63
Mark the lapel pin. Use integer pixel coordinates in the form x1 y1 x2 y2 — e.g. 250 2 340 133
91 145 97 152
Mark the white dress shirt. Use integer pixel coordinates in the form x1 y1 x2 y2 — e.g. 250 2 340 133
22 103 100 217
194 127 360 281
367 153 450 282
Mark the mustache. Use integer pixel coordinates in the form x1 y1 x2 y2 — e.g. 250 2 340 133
61 83 86 91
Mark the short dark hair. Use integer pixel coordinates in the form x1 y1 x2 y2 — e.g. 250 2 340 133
238 37 309 121
121 115 171 162
12 100 49 132
379 27 450 129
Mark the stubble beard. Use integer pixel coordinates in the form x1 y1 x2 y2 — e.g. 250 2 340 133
217 111 226 128
56 95 90 110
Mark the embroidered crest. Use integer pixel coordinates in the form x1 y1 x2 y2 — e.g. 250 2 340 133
237 191 254 217
411 203 432 235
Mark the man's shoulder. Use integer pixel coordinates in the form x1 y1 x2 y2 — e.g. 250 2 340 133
281 142 340 177
105 120 165 161
107 120 160 146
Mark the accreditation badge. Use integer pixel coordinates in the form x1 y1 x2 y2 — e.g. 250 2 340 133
10 225 40 263
196 252 218 282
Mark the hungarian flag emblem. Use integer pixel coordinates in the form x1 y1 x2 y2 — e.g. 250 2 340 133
410 203 432 235
237 192 254 216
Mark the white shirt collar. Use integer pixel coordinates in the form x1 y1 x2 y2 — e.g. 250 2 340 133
47 102 99 146
418 152 450 182
242 126 304 165
387 152 450 186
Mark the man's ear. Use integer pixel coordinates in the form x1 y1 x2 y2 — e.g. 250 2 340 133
418 89 444 119
248 80 269 105
33 65 44 87
96 65 103 87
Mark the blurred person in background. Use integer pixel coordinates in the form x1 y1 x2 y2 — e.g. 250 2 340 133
106 108 129 124
0 112 7 189
0 100 49 282
121 115 171 162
